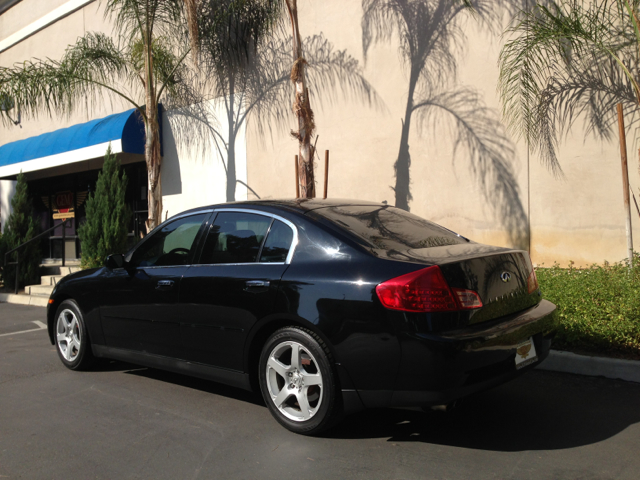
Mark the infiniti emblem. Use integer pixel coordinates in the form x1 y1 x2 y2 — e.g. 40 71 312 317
500 272 512 283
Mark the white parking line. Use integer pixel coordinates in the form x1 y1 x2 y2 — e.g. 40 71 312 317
0 321 47 337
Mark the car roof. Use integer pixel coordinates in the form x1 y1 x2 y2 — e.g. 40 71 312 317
176 198 387 217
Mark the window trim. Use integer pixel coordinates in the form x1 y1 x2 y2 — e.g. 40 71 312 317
193 208 299 266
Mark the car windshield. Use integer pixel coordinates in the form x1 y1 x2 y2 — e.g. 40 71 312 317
311 205 467 251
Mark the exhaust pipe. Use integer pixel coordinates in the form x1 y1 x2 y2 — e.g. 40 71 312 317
425 399 461 413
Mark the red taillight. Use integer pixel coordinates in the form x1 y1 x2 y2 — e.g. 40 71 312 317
527 269 539 294
375 266 483 312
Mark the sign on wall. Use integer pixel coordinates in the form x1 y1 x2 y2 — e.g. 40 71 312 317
42 190 88 220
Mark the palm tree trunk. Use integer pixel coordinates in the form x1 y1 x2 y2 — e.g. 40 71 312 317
144 30 162 233
145 98 162 232
226 76 237 202
394 72 417 211
286 0 315 198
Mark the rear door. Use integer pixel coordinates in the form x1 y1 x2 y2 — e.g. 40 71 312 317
179 210 296 370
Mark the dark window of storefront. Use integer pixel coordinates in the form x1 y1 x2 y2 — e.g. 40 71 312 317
29 162 148 261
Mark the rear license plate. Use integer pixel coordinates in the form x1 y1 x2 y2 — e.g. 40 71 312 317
515 337 538 369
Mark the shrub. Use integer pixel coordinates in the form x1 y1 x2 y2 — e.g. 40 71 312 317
2 172 41 290
78 146 132 269
537 256 640 359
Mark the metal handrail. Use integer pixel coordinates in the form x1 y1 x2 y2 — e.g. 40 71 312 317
3 218 68 294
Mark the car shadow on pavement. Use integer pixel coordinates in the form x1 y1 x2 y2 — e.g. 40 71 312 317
326 371 640 451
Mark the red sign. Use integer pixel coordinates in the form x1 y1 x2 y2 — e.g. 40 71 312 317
56 191 73 213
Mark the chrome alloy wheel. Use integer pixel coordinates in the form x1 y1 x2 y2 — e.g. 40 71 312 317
56 308 81 362
265 341 323 422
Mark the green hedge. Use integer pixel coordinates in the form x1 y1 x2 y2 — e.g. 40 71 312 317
537 256 640 359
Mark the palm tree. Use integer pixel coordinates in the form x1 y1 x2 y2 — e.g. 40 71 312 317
361 0 527 246
0 0 272 232
498 0 640 174
187 32 377 202
282 0 316 198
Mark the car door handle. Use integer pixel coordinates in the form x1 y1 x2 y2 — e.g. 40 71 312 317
245 280 270 288
156 280 175 289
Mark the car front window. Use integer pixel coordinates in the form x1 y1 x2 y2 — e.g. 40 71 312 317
130 213 208 267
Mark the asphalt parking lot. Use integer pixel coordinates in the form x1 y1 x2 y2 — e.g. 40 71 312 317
1 302 639 480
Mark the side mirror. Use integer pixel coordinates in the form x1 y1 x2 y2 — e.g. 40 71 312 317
105 253 126 269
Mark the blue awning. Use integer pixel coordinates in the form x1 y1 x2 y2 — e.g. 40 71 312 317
0 107 153 178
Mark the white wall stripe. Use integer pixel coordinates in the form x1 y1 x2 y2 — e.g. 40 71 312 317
0 0 95 53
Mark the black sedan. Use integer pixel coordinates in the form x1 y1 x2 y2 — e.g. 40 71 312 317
47 199 557 435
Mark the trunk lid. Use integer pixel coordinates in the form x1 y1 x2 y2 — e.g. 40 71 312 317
374 244 540 325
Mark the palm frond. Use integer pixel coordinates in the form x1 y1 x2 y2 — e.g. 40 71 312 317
244 33 384 142
499 0 640 171
0 33 135 124
104 0 184 44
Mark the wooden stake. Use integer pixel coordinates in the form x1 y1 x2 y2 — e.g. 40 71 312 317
617 103 634 267
633 192 640 219
295 155 300 198
323 150 329 199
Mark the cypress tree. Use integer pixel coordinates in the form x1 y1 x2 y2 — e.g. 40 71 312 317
78 146 131 269
2 171 41 289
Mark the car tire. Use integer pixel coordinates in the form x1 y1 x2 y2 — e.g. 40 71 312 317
259 327 342 435
54 300 95 371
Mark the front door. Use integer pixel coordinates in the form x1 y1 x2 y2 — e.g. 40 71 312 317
99 212 209 357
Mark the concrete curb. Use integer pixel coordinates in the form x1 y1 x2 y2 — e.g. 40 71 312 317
0 293 48 307
537 350 640 384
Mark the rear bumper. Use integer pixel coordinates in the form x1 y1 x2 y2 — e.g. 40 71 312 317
358 299 557 408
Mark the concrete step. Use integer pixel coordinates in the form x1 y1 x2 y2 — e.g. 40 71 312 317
0 259 82 307
41 258 81 266
59 266 82 276
40 265 82 276
40 275 64 286
0 260 83 308
25 284 54 297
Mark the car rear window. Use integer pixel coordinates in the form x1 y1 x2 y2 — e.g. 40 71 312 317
260 220 294 263
311 205 466 250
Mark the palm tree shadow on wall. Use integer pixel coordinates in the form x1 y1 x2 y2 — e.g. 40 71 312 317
362 0 529 247
509 52 640 175
168 32 383 203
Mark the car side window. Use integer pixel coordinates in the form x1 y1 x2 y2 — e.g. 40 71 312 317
260 220 294 263
199 212 272 264
130 213 208 267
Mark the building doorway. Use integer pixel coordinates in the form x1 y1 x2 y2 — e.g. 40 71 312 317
28 162 148 262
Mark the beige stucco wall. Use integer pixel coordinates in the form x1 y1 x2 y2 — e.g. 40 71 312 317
0 0 120 145
162 99 248 219
245 0 638 267
1 0 637 266
0 0 71 40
